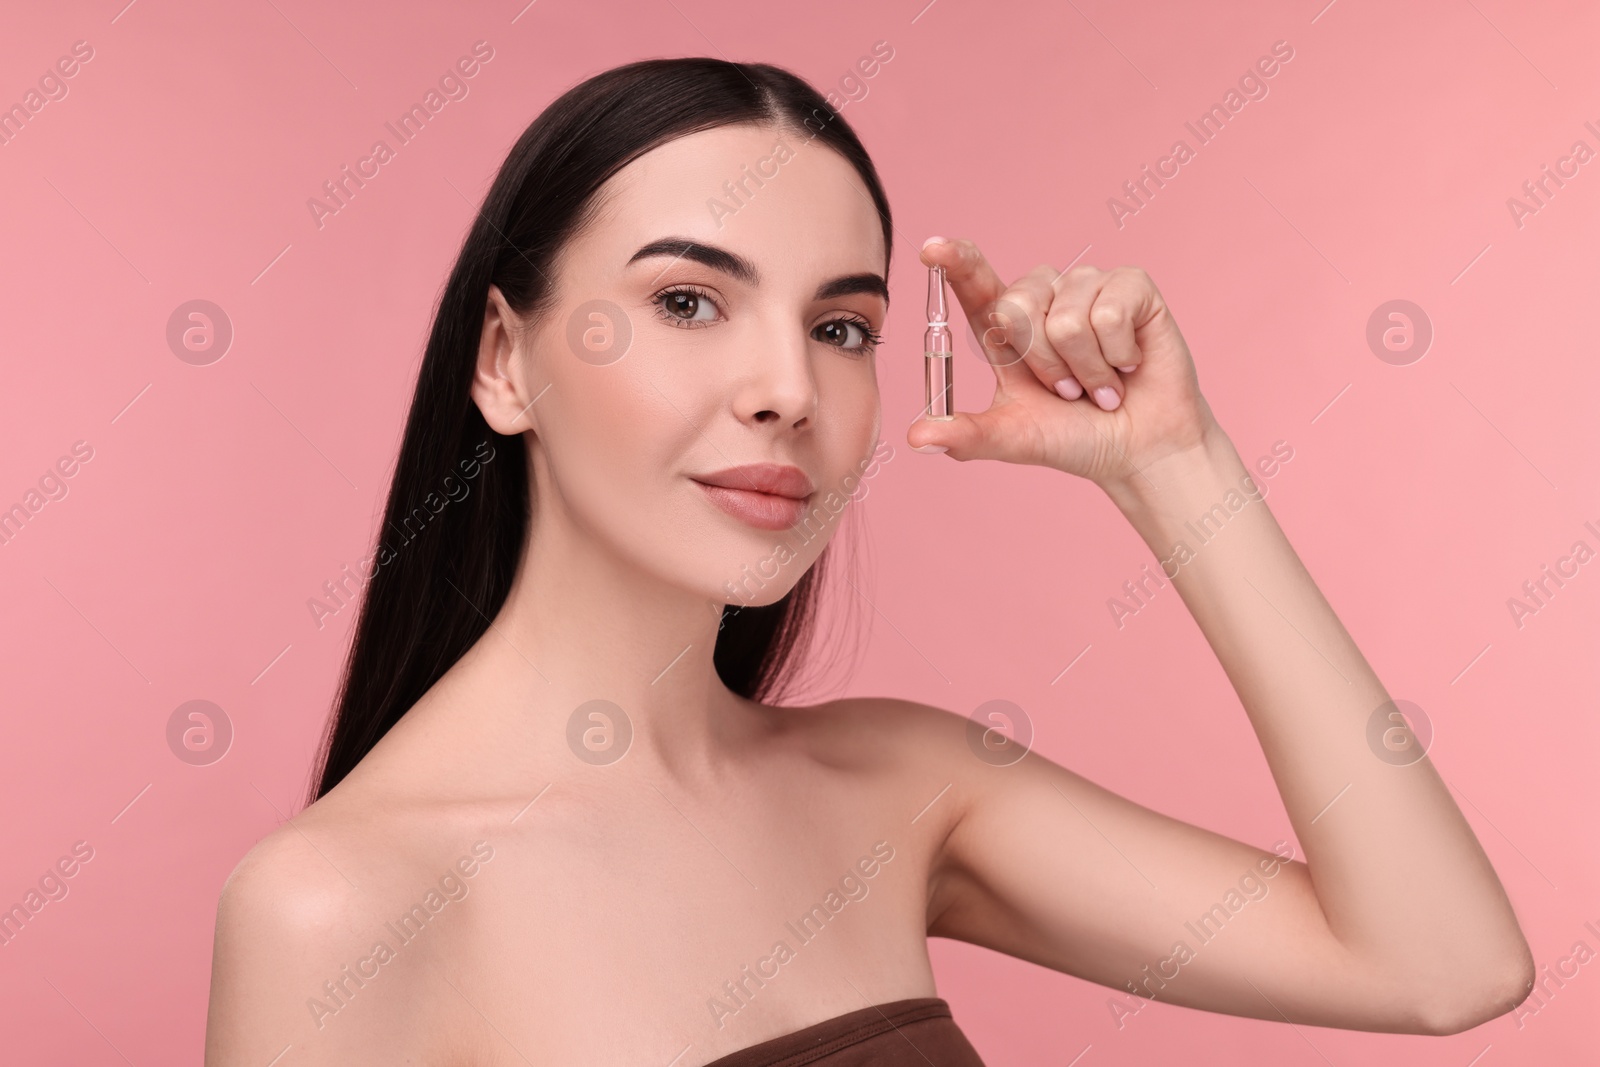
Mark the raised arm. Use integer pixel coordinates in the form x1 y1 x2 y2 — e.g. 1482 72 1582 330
905 240 1534 1034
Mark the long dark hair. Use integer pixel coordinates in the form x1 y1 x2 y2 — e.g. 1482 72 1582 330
307 58 894 803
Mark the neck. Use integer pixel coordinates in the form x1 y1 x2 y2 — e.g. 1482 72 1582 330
461 496 755 782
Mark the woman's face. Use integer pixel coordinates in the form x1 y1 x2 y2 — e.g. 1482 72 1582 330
481 122 889 608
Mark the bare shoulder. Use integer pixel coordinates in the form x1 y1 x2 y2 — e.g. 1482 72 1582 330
206 809 370 1065
762 694 997 832
211 790 411 950
205 789 493 1066
221 794 359 920
769 693 983 772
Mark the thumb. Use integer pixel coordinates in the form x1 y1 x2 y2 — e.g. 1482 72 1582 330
906 409 1007 461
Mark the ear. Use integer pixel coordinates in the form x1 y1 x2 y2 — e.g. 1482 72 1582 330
471 285 544 436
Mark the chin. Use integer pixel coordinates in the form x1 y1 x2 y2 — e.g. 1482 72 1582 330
704 538 821 612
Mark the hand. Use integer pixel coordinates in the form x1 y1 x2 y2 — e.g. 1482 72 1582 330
907 237 1222 490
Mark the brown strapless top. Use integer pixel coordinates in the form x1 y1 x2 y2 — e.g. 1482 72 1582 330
699 997 986 1067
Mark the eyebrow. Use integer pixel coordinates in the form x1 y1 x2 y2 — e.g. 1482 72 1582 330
627 237 889 305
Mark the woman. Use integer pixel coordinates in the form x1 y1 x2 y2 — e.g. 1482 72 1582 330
204 57 1534 1065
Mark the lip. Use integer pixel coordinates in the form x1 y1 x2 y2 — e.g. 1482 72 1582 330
693 464 816 498
691 464 815 532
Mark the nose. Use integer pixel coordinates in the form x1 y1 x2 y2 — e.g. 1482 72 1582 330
733 319 818 430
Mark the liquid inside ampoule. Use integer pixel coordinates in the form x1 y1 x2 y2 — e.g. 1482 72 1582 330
924 264 954 420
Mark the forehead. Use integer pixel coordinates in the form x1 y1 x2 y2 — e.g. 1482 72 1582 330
583 123 888 281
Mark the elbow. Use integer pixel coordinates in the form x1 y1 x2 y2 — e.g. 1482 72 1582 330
1408 942 1537 1036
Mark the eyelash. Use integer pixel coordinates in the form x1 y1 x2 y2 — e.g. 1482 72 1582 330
651 284 885 354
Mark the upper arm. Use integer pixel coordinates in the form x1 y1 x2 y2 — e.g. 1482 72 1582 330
902 701 1459 1035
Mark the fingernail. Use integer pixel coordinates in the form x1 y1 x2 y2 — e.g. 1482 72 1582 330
1117 364 1136 373
922 235 946 251
1092 386 1121 411
1053 376 1083 400
912 443 948 454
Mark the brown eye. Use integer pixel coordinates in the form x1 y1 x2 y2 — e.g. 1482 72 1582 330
654 286 720 326
813 317 882 355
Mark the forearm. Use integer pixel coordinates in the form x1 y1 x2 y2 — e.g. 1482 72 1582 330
1098 425 1531 1000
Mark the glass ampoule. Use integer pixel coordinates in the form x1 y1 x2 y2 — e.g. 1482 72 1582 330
924 264 954 420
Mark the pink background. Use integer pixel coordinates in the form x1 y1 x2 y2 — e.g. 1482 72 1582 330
1 0 1596 1062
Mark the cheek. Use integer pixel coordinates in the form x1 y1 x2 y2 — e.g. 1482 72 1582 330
819 365 881 476
558 358 763 567
825 361 876 441
542 364 685 514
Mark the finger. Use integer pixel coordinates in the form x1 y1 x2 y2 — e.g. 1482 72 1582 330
997 264 1081 397
920 235 1005 312
1089 267 1152 379
1044 266 1122 412
919 237 1035 392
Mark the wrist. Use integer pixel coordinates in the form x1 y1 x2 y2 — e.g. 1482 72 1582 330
1097 421 1244 522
